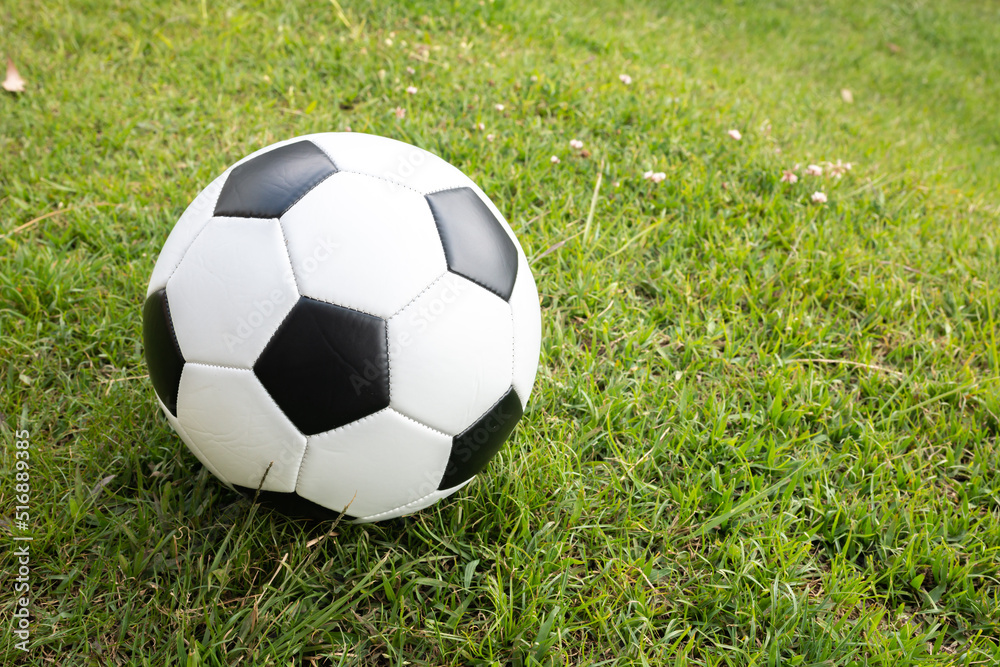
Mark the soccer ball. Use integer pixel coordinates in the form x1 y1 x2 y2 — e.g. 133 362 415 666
143 133 541 523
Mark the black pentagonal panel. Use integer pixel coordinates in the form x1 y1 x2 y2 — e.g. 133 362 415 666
232 486 357 522
214 140 337 219
142 289 185 416
425 187 518 301
254 297 389 436
438 387 523 489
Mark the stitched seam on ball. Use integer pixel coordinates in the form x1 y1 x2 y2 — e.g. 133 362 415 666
235 137 294 167
423 184 470 197
163 173 228 287
254 384 309 456
185 361 254 372
385 320 392 399
509 297 516 397
336 169 424 195
302 294 381 320
293 439 311 490
309 407 392 438
183 361 311 485
249 304 292 370
161 291 182 354
421 189 459 287
419 193 451 274
387 271 449 321
451 269 509 300
280 167 339 217
465 390 510 437
250 377 308 488
359 476 474 522
309 139 340 170
247 222 302 369
390 408 452 439
359 488 446 522
276 218 300 294
160 293 186 411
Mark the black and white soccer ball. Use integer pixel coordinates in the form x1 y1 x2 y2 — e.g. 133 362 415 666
143 133 541 523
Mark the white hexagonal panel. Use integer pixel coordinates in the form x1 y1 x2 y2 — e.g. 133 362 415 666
281 171 446 318
388 273 514 435
165 217 298 368
305 132 474 195
147 170 230 297
175 363 306 492
355 478 475 523
509 254 542 409
147 138 305 298
159 397 231 486
296 408 453 520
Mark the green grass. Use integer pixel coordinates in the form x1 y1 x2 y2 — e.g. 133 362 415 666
3 0 1000 664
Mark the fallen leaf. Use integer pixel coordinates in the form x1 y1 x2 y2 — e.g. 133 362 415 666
305 530 339 548
3 57 25 93
90 474 117 497
840 88 854 104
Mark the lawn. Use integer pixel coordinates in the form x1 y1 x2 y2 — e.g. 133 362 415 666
2 0 1000 664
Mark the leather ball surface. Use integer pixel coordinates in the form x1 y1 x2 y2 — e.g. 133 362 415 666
143 133 541 523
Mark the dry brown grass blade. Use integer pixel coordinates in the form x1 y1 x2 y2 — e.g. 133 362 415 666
0 202 119 241
784 357 905 378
